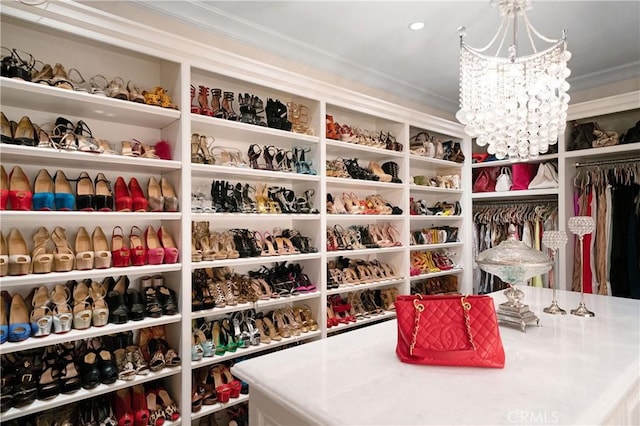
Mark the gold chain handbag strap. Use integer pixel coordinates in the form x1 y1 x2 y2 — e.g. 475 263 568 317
410 295 476 356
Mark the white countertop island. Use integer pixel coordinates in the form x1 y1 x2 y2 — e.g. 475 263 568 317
233 287 640 425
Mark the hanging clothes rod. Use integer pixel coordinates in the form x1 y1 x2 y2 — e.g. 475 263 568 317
473 197 558 206
575 157 640 167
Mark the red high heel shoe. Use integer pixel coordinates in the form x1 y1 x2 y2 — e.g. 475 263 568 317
0 165 8 210
144 225 164 265
158 226 179 264
129 226 147 266
114 176 132 212
9 165 33 211
111 226 130 267
131 384 150 426
112 387 134 426
128 177 148 212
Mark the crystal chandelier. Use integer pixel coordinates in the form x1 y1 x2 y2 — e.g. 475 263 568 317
456 0 572 161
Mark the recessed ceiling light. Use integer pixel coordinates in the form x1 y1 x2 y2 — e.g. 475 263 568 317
409 22 425 31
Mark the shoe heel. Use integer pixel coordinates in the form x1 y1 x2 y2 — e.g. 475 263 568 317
0 255 7 277
32 254 54 274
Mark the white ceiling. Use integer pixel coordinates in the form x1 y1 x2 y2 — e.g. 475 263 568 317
130 1 640 114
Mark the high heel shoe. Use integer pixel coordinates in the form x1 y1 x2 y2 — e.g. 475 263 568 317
114 176 133 212
28 286 52 337
75 226 94 270
31 226 54 274
112 388 134 426
8 165 32 211
129 177 148 212
94 172 113 211
111 226 131 267
8 293 31 342
90 280 109 326
7 228 30 276
0 232 7 277
32 169 55 211
53 170 75 211
13 116 37 146
72 280 93 330
51 283 73 333
161 177 178 212
1 111 13 145
158 226 179 264
75 171 95 211
92 226 112 269
0 165 8 210
129 226 147 266
198 85 213 116
147 176 163 212
145 225 165 265
131 384 150 426
107 276 129 324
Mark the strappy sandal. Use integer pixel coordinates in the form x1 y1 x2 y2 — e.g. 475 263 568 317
75 120 103 153
121 139 142 157
89 74 109 96
50 63 74 90
126 80 145 103
106 77 129 100
67 68 89 92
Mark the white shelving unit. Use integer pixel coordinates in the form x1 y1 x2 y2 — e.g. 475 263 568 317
0 1 474 423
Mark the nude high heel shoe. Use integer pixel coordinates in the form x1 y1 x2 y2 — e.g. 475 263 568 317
147 176 163 212
89 280 109 327
8 228 31 276
92 226 112 269
72 280 92 330
52 226 74 272
74 226 94 270
161 177 179 212
29 286 53 337
32 226 54 274
0 232 8 277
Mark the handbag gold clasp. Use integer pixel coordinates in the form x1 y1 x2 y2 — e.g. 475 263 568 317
461 296 471 311
413 299 425 312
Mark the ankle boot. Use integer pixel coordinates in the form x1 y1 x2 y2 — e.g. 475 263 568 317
222 91 238 121
198 86 213 116
210 88 224 119
381 161 402 184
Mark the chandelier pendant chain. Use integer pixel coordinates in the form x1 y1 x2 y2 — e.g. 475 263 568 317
457 0 571 162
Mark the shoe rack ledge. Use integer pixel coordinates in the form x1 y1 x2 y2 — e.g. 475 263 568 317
191 393 250 422
0 264 182 289
0 77 181 129
191 291 321 320
191 253 321 270
410 185 464 194
409 268 464 282
410 242 464 251
191 163 321 183
191 330 322 371
0 144 182 174
0 314 181 355
409 154 465 168
0 367 182 422
410 215 464 221
471 188 559 200
327 310 397 335
326 277 407 296
192 212 320 221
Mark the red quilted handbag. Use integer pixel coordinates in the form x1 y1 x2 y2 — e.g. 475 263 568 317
396 294 505 368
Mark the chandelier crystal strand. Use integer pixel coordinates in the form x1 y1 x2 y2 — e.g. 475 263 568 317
457 0 571 162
